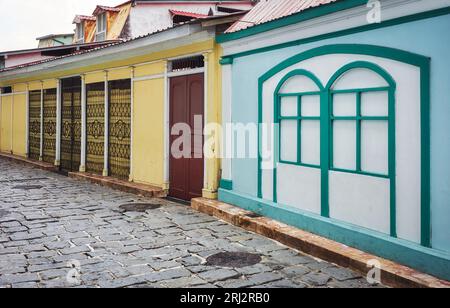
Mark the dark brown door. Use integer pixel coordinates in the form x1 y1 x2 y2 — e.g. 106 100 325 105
169 74 204 201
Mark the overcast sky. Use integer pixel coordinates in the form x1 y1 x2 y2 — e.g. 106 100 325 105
0 0 124 52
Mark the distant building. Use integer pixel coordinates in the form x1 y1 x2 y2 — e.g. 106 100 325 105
72 0 255 43
36 34 75 48
0 42 117 69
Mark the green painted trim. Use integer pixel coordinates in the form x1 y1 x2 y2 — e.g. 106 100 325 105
330 168 390 180
218 188 450 281
219 179 233 190
217 0 368 43
280 160 320 170
219 57 234 65
273 69 324 203
331 86 390 94
421 59 431 247
257 44 430 247
326 62 396 233
220 8 450 60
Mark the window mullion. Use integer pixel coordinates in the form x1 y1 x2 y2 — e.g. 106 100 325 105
356 92 362 172
297 95 302 164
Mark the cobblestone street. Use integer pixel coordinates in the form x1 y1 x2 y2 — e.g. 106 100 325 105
0 159 382 288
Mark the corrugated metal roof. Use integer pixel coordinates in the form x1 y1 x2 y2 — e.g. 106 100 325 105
226 0 339 33
170 9 210 19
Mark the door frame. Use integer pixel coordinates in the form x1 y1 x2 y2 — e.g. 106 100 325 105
165 62 207 200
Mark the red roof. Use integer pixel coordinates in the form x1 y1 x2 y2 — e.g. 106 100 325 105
169 9 210 19
226 0 339 33
73 15 96 24
93 5 121 16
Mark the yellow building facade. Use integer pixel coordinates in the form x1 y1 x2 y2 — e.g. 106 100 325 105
0 24 222 199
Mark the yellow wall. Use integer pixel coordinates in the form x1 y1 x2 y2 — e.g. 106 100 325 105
12 94 27 156
135 62 166 78
132 78 165 187
1 96 12 153
0 39 222 198
85 72 105 84
108 67 132 81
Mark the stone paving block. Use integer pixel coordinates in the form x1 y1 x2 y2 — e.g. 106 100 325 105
198 269 241 282
320 266 362 281
301 272 332 287
248 272 283 285
0 159 386 289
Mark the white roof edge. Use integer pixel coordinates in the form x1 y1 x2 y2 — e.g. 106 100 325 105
0 23 211 83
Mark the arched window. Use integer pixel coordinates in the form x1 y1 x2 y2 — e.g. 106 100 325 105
275 69 324 168
326 61 396 177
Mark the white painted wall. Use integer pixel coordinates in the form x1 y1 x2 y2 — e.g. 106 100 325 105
261 53 422 244
130 2 254 37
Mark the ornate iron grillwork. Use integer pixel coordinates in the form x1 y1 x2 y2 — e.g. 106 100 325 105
43 89 57 164
108 79 131 180
60 77 81 172
28 91 41 161
86 82 105 175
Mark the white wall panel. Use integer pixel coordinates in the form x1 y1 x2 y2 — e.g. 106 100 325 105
280 96 298 117
279 75 320 93
301 120 320 165
280 120 297 162
278 164 321 214
333 121 356 170
301 95 320 117
332 68 388 90
361 121 389 175
333 93 356 116
329 171 390 234
361 91 389 116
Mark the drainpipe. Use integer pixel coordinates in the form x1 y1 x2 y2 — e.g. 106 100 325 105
79 74 86 172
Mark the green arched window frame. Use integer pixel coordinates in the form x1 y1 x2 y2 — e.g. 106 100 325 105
260 44 430 247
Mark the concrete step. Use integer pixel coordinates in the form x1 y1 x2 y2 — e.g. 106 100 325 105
191 197 450 289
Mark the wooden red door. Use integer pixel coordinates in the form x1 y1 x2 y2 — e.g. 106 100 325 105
169 74 204 201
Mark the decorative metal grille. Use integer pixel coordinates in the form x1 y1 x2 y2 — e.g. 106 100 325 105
86 82 105 174
28 91 41 161
108 79 131 180
60 78 81 172
42 89 57 164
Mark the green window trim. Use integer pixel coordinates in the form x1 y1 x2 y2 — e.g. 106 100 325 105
258 44 431 247
273 61 397 237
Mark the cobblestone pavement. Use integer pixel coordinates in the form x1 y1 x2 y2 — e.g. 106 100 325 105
0 159 383 288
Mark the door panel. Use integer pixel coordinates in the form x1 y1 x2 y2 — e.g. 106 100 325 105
60 77 81 173
86 82 105 175
43 89 57 164
28 91 41 161
169 74 204 201
108 79 131 180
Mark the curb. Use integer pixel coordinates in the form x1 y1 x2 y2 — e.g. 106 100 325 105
192 197 450 288
69 172 167 198
0 152 57 172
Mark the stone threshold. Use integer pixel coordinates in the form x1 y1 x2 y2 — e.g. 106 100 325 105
0 152 57 172
191 197 450 289
69 172 167 198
